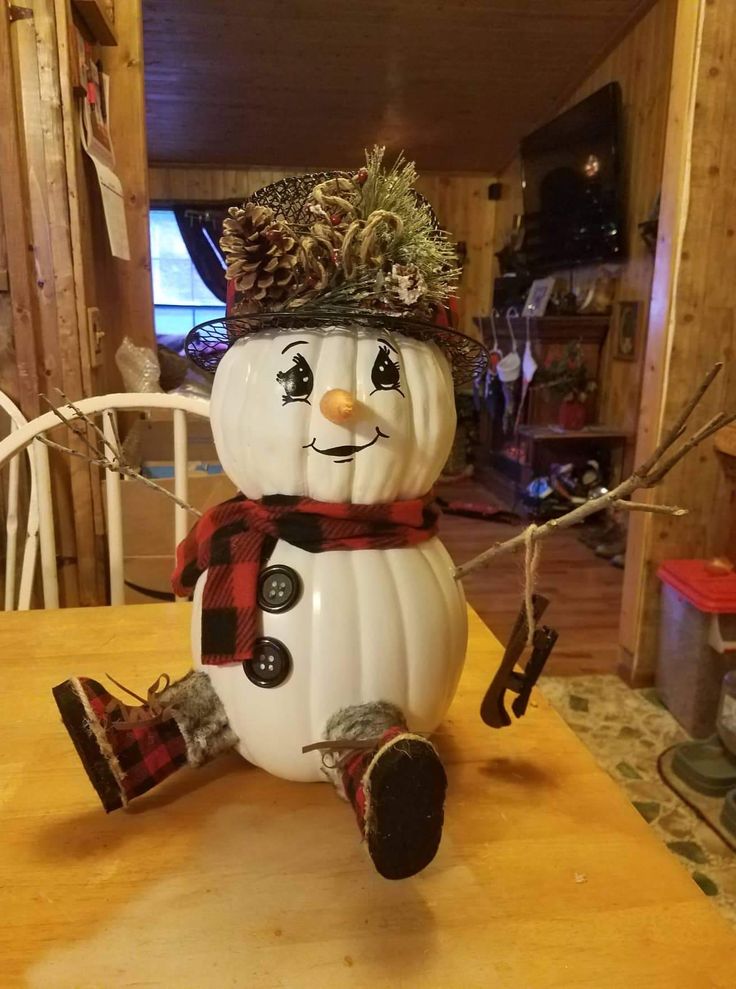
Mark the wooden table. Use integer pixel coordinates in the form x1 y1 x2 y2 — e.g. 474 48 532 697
2 604 735 988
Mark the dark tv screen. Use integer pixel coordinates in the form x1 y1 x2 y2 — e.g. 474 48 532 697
521 82 626 273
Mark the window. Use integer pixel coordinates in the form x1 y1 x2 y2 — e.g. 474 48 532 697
149 209 226 352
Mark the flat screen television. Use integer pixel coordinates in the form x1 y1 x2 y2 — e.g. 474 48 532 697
521 82 626 274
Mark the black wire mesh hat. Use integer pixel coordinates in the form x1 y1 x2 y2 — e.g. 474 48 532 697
185 157 488 384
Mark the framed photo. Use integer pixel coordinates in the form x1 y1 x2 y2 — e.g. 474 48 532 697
613 300 641 361
69 24 88 97
522 277 555 318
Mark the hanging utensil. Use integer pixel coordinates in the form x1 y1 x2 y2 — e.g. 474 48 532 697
498 308 521 434
514 314 539 433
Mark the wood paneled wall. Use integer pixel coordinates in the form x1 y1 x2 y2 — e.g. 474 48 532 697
492 0 678 443
1 0 156 605
620 0 736 681
0 167 15 398
148 166 497 345
86 0 156 392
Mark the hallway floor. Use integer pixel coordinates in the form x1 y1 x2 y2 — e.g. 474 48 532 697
438 479 624 677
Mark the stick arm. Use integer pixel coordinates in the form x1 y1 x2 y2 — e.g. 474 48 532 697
453 364 736 582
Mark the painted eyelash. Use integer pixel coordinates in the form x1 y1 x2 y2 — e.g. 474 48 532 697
377 345 400 376
370 345 403 395
277 353 313 404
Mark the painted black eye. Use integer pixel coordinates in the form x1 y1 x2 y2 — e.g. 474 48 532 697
371 345 403 395
277 353 313 405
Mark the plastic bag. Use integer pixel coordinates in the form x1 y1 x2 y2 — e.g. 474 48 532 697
115 337 162 393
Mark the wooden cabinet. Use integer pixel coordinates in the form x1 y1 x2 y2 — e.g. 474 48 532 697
473 315 613 506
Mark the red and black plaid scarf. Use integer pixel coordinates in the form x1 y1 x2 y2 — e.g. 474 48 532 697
172 494 440 666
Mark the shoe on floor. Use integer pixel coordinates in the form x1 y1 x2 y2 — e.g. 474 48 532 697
595 537 626 559
578 521 616 549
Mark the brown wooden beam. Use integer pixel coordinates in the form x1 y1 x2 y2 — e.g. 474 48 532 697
0 0 42 417
620 0 736 680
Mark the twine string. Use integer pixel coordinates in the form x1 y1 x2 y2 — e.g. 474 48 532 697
302 732 429 771
305 176 404 282
301 737 384 771
104 672 175 731
311 176 357 217
524 525 541 645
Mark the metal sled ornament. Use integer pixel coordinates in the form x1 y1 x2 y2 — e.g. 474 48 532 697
50 149 735 882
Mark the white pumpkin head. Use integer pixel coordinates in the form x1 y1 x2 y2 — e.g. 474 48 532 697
210 324 456 504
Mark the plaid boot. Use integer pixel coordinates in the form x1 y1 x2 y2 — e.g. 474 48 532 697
53 670 237 812
315 702 447 880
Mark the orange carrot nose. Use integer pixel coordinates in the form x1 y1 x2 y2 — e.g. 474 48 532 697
320 389 356 424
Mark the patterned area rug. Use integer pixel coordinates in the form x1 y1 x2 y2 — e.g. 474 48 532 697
538 675 736 926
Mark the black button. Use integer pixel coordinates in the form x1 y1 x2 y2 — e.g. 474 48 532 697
243 637 292 688
257 565 301 613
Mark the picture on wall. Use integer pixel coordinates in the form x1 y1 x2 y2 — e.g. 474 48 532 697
613 300 641 361
522 277 555 318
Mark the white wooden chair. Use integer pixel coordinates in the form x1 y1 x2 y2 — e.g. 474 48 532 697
0 393 211 607
0 390 58 610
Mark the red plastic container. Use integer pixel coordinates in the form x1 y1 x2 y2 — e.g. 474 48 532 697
657 560 736 737
657 560 736 614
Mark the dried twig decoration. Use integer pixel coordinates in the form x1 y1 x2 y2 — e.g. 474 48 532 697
39 394 202 518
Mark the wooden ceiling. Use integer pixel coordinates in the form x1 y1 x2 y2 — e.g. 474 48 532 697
142 0 655 173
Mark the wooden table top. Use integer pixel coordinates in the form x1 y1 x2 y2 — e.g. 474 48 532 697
2 603 734 988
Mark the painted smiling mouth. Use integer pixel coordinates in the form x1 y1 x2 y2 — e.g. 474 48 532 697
303 426 389 462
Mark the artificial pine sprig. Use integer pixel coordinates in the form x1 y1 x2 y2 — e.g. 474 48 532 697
223 146 460 317
355 147 460 307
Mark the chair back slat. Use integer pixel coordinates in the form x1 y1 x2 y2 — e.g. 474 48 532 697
172 409 189 604
33 439 59 608
1 393 56 611
0 393 211 609
16 528 39 611
103 410 125 606
4 423 20 610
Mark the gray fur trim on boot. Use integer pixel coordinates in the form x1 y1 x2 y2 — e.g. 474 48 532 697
322 701 408 796
325 700 407 741
160 671 238 767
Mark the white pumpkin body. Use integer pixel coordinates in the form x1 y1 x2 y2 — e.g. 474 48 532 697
192 538 466 781
192 325 469 781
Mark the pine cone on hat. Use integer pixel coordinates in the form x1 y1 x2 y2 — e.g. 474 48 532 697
220 203 299 311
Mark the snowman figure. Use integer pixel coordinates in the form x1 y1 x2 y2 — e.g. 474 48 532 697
52 151 489 880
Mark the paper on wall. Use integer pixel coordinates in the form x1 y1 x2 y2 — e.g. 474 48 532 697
80 72 130 260
91 160 130 260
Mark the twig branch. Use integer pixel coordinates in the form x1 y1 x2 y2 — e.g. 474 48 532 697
38 394 202 519
41 395 101 460
616 501 688 517
108 408 124 461
39 436 202 517
642 413 736 485
53 390 111 452
454 363 731 580
637 363 722 475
